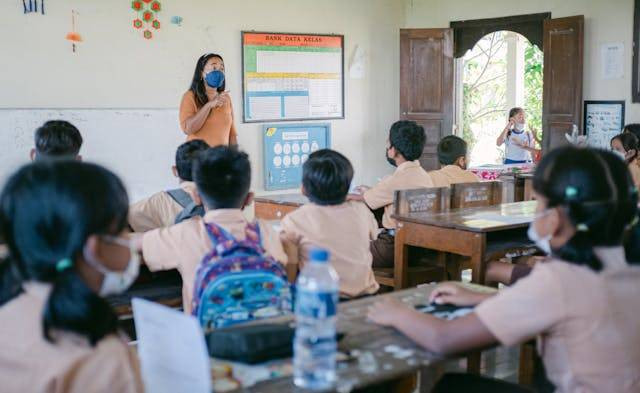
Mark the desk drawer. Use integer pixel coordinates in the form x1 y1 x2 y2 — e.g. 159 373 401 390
254 201 299 220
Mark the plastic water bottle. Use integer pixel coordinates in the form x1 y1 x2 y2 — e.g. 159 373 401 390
293 248 339 390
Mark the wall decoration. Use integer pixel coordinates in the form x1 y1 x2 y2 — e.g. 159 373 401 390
583 100 625 149
23 0 45 14
65 10 82 53
170 16 183 26
131 0 161 39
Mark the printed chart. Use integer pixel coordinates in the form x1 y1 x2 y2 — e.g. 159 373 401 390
263 123 331 190
243 32 344 122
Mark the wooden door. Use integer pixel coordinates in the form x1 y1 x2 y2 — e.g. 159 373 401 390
400 29 454 170
542 16 584 152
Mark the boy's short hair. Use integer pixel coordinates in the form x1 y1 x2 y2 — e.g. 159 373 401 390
34 120 83 159
623 123 640 142
193 146 251 209
437 135 468 165
302 149 353 206
389 121 426 161
175 140 209 181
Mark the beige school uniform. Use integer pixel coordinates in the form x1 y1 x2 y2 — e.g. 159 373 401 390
629 159 640 190
363 161 434 229
280 201 380 298
129 182 199 233
428 165 479 188
142 209 287 314
475 247 640 393
0 282 143 393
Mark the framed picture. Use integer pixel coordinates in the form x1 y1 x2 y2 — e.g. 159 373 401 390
583 100 625 149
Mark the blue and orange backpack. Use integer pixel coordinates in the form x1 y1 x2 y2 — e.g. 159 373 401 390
191 222 292 329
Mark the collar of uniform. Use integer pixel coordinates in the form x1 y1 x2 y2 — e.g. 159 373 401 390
179 181 196 193
442 164 463 173
395 160 421 173
202 208 248 225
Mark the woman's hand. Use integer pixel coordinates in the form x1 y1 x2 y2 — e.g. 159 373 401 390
367 297 411 327
428 282 488 307
208 92 230 109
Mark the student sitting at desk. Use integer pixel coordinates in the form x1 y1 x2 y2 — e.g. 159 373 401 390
348 120 434 268
129 140 209 232
369 146 640 393
280 149 379 298
0 161 143 392
611 132 640 190
429 135 480 187
30 120 83 161
134 146 287 314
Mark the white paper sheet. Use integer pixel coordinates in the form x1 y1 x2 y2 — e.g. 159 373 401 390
133 298 211 393
601 43 624 80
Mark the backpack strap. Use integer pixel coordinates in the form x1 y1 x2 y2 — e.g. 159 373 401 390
244 221 266 253
166 188 193 208
204 222 237 258
174 202 205 224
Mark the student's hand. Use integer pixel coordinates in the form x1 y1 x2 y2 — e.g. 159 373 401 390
428 282 486 307
506 119 515 129
367 297 411 327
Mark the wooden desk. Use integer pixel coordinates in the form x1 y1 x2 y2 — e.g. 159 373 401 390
220 284 493 392
517 173 535 201
254 193 308 220
392 201 537 287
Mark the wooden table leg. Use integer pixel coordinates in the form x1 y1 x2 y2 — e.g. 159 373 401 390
394 224 410 289
470 233 487 284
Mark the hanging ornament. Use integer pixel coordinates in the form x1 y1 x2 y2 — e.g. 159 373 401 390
65 10 82 53
131 0 161 40
23 0 45 14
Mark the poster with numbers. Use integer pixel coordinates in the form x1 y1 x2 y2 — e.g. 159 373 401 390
584 100 625 149
263 123 331 190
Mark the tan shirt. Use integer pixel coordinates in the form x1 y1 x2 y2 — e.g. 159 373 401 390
476 248 640 393
280 201 380 298
629 159 640 190
142 209 287 314
129 182 199 233
179 90 237 147
0 282 143 393
363 161 434 229
428 165 479 188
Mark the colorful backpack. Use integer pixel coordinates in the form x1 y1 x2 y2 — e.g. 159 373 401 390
191 221 292 330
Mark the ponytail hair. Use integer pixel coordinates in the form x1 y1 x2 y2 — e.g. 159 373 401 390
0 161 129 345
533 147 638 271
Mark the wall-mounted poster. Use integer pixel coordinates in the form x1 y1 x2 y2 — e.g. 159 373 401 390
584 100 625 149
242 32 344 123
263 123 331 190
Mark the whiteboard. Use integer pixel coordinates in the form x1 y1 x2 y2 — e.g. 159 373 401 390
242 32 345 123
0 109 184 203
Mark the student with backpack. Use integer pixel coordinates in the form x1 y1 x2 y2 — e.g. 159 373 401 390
0 161 143 392
134 146 289 321
368 146 640 393
129 140 209 232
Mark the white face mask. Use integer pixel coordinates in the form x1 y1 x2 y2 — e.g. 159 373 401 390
527 210 552 255
515 122 526 132
83 236 140 296
612 150 627 161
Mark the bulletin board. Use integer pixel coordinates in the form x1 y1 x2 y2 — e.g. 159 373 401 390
584 100 625 149
242 32 344 123
263 123 331 190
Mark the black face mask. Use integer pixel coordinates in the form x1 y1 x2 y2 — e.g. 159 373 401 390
386 147 397 167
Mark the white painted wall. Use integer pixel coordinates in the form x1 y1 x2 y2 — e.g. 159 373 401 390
0 0 403 199
403 0 640 122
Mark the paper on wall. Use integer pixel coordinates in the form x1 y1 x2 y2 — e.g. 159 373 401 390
133 298 211 393
601 43 624 80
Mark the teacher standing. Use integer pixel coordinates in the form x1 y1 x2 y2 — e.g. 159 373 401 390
179 53 237 146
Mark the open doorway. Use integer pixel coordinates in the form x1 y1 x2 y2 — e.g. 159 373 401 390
458 31 543 165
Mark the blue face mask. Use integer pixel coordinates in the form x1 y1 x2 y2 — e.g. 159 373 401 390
205 70 225 88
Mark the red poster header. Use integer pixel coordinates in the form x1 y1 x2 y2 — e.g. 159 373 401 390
243 32 342 48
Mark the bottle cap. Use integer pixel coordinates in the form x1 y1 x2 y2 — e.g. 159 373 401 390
309 248 329 263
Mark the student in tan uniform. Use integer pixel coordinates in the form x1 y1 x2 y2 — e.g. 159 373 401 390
349 120 434 267
429 135 479 187
0 161 143 393
129 140 209 232
369 147 640 393
134 146 287 314
281 149 379 298
611 132 640 190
